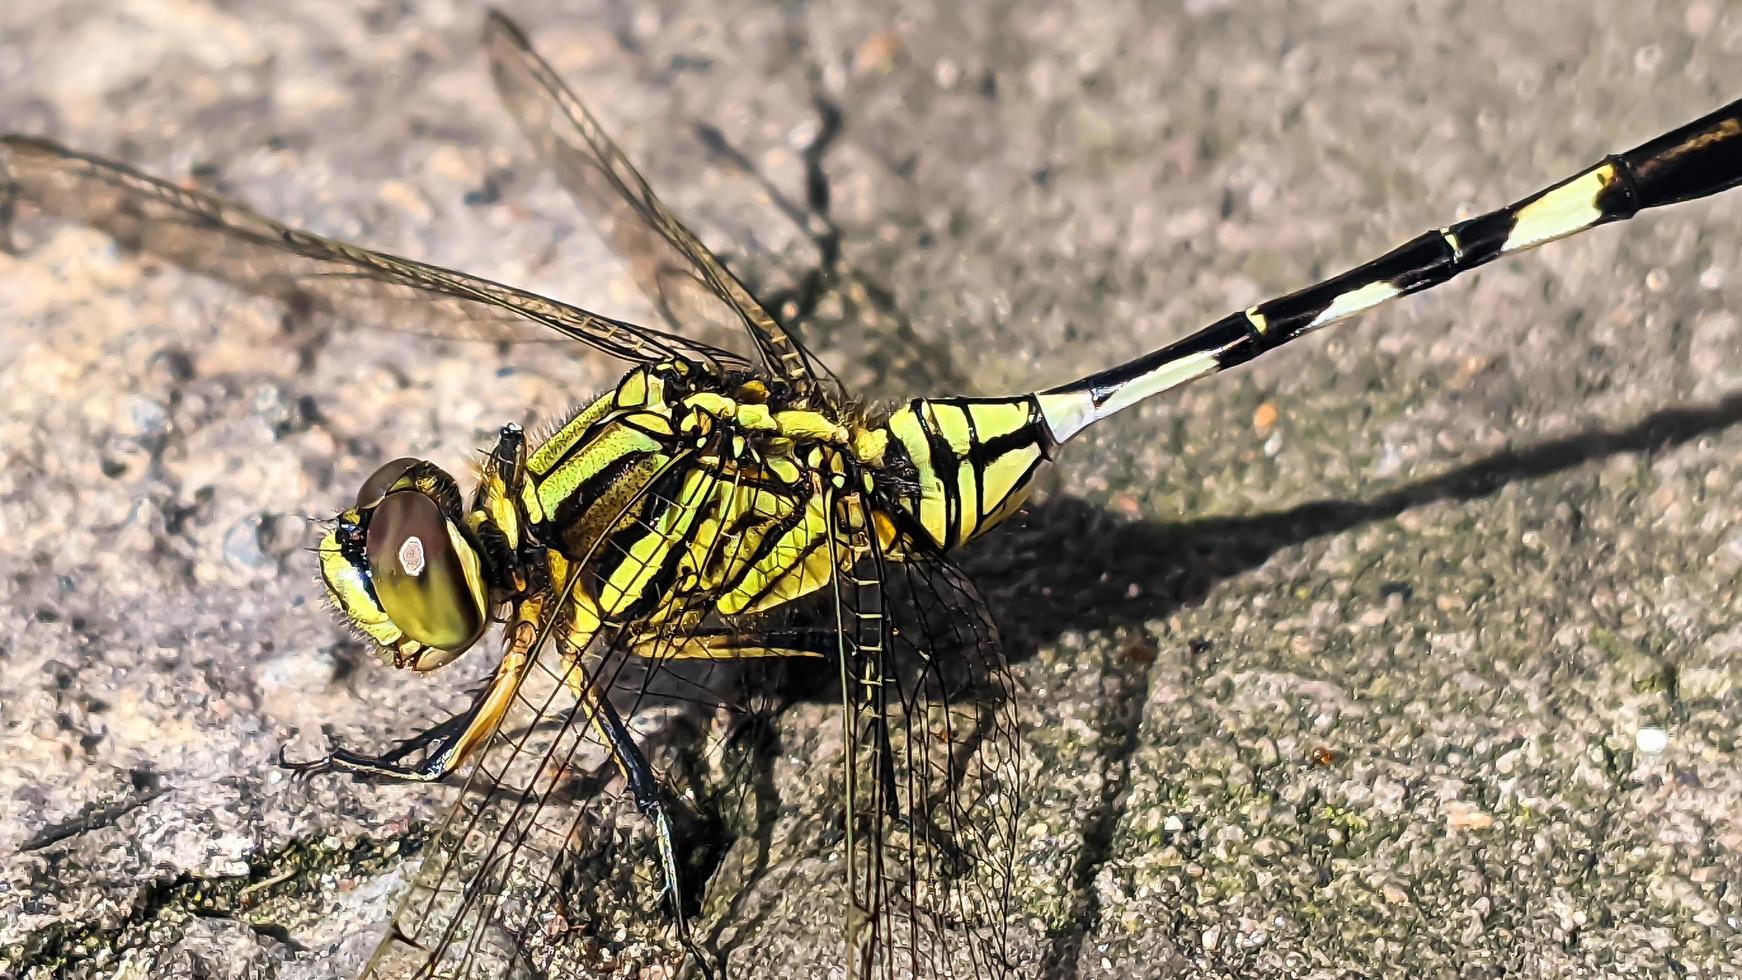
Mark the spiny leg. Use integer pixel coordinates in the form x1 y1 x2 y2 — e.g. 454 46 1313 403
554 633 718 977
575 621 844 961
279 597 547 782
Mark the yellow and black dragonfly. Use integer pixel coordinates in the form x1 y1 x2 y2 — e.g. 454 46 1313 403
4 9 1742 979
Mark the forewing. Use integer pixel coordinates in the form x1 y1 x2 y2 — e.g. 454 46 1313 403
361 627 681 980
482 12 822 387
0 135 731 366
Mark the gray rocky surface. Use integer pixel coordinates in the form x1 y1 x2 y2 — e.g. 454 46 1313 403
2 0 1740 977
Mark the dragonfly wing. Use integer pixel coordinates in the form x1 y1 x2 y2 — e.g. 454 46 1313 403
361 625 684 980
363 456 755 980
837 502 1027 978
483 11 824 389
0 134 734 367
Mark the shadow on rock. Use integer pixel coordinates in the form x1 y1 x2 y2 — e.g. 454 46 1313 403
967 390 1742 660
957 390 1742 976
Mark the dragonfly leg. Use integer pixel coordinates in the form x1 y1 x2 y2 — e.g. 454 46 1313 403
555 647 715 974
279 600 546 782
0 167 19 255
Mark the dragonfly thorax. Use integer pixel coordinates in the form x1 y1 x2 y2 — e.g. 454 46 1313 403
513 361 894 633
314 360 890 675
315 363 1064 675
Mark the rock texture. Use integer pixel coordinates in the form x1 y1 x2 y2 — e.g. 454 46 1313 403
3 0 1739 977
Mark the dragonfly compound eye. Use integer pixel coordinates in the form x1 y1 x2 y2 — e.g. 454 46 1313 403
365 490 487 664
356 456 422 508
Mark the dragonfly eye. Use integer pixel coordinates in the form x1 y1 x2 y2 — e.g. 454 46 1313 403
356 456 422 508
365 490 487 664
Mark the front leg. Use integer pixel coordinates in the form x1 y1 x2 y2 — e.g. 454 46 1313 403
280 598 546 782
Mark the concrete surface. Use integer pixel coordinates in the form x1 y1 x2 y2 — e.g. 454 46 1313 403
2 0 1740 977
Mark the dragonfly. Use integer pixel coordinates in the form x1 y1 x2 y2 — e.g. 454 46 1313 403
4 9 1741 979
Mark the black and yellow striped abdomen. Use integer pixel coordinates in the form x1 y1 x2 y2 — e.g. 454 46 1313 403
879 395 1054 552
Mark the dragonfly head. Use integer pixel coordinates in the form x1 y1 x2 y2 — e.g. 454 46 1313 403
318 457 491 671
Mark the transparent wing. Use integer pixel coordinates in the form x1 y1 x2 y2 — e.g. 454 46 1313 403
354 481 1023 978
361 459 741 980
483 11 826 389
361 624 689 980
843 525 1025 978
703 492 1025 977
0 134 737 367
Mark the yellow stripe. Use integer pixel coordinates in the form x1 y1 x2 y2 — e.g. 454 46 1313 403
529 389 619 474
720 495 833 615
886 407 949 546
1439 227 1463 261
597 468 710 614
956 463 979 543
929 402 973 455
1503 162 1614 254
964 401 1032 441
978 445 1042 526
1307 279 1402 330
471 469 521 550
534 421 664 521
615 368 650 409
928 403 978 543
959 402 1040 540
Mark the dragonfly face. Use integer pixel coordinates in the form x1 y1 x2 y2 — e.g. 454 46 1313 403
318 456 493 671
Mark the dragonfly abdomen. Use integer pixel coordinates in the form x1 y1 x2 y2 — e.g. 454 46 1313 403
879 395 1054 551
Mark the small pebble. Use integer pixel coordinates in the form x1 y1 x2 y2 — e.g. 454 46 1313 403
1635 727 1669 754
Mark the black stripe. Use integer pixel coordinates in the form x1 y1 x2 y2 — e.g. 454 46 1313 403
727 494 828 611
616 468 721 621
962 425 1046 467
533 410 630 477
717 486 818 602
1444 210 1515 268
734 532 829 612
1616 97 1742 209
960 401 986 529
918 397 1048 469
590 461 692 599
1045 96 1742 409
924 394 1041 407
919 404 963 549
544 448 654 538
1053 311 1252 405
333 519 380 608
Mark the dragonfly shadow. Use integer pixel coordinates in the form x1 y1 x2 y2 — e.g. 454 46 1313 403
952 389 1742 975
969 390 1742 659
672 392 1742 976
